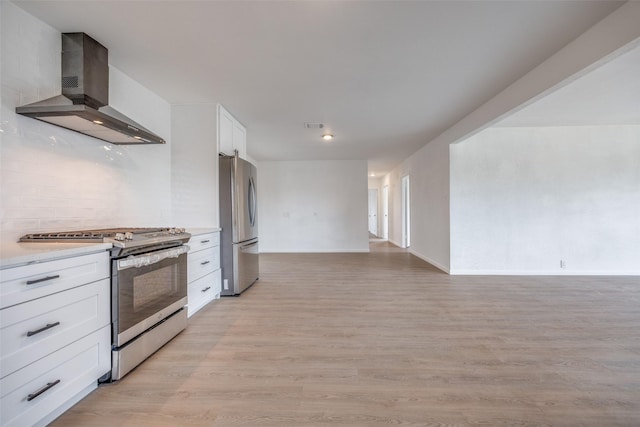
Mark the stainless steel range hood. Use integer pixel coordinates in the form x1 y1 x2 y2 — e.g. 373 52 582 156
16 33 165 145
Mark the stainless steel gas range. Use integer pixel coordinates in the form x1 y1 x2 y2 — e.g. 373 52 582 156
20 227 191 381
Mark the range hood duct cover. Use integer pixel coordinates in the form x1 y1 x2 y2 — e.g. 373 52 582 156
16 33 165 145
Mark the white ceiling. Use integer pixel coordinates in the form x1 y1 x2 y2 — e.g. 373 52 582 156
497 41 640 127
12 1 626 175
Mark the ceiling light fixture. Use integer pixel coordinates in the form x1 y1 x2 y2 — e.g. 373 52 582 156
322 134 333 141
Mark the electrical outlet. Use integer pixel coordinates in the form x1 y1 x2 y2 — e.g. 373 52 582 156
560 260 566 268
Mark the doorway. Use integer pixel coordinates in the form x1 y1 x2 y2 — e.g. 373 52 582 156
382 185 389 240
368 189 378 237
401 175 410 248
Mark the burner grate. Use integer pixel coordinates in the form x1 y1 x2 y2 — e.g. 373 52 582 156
20 228 172 242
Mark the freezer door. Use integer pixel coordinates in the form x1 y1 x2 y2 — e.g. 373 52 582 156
233 157 258 243
233 239 259 294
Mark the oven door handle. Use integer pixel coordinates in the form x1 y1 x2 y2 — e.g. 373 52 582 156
117 245 190 271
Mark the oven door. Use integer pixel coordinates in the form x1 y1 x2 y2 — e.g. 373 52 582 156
112 245 189 347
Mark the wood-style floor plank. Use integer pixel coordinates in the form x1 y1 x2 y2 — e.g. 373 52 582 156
51 242 640 426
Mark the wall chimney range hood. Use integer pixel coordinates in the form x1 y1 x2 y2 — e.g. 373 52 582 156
16 33 165 145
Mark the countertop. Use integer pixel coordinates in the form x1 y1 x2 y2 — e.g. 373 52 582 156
0 241 113 269
186 228 222 236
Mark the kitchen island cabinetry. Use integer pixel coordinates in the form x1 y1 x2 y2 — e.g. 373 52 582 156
218 104 246 159
0 249 111 427
187 230 221 317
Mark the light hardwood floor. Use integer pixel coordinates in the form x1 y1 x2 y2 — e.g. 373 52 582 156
52 242 640 426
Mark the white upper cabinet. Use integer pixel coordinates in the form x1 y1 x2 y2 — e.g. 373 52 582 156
232 120 247 159
217 104 246 159
218 106 234 156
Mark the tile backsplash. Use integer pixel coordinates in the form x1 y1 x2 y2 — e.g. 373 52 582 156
1 2 173 242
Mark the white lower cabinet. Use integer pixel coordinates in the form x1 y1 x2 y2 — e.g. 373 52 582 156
0 278 110 378
1 252 109 310
0 326 110 427
0 250 111 427
187 231 222 317
188 270 222 316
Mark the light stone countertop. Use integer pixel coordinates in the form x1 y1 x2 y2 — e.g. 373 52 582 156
186 227 221 236
0 241 113 269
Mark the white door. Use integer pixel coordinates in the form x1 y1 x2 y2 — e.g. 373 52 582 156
382 185 389 240
368 189 378 236
401 176 410 248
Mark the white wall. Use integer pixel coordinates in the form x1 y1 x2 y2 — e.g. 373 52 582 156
377 4 640 276
259 160 369 252
450 125 640 274
382 137 451 272
171 104 219 227
0 2 172 242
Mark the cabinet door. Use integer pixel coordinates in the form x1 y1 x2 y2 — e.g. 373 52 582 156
1 278 110 378
218 106 234 156
187 232 219 253
0 252 109 309
232 121 246 159
0 326 110 427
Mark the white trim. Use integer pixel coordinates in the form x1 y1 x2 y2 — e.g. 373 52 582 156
450 269 640 276
382 184 389 241
401 175 410 248
409 249 450 274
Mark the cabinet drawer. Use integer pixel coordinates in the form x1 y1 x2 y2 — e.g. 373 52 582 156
187 269 221 317
1 278 110 379
0 325 110 427
0 252 109 309
187 246 220 283
188 232 219 252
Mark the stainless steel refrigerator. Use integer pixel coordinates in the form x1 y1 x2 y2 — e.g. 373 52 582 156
219 154 259 295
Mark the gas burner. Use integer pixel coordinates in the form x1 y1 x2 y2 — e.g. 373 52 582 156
20 227 190 251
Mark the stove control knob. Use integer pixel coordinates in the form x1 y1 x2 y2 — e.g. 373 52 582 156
168 228 176 235
125 232 134 240
177 227 185 233
114 233 126 241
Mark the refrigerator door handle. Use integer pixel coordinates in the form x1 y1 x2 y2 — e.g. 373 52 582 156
240 240 259 249
248 176 257 227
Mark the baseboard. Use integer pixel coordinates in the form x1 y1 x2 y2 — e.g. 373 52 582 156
408 249 450 274
450 269 640 276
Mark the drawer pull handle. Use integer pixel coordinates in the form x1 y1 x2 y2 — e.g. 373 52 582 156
27 322 61 337
200 239 210 244
202 286 211 292
200 260 210 266
26 275 60 285
27 379 60 402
